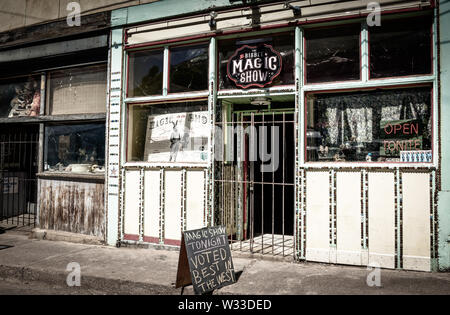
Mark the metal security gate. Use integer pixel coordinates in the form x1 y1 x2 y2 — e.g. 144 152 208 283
0 125 38 229
214 110 295 257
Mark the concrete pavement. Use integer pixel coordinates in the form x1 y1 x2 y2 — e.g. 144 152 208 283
0 231 449 295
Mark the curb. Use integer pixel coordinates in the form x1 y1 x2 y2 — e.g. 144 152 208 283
30 229 104 246
0 264 243 295
0 264 181 295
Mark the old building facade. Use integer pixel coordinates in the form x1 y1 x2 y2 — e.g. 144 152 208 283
1 0 449 272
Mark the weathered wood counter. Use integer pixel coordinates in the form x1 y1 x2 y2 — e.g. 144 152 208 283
37 172 105 240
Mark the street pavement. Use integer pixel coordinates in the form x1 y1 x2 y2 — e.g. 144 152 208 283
0 231 449 295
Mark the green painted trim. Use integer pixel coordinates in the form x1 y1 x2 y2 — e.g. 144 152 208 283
112 0 236 27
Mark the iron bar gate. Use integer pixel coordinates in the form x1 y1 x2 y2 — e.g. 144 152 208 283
214 110 296 258
0 125 38 229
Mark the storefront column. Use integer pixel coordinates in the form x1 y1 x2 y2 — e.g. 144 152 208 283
295 26 304 260
438 0 450 271
106 28 124 246
208 37 217 226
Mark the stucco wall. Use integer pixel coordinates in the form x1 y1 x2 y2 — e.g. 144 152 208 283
0 0 159 33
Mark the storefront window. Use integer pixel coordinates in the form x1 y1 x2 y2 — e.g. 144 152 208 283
218 33 295 90
48 64 107 115
369 16 432 79
305 25 360 84
169 44 209 93
306 87 432 163
128 49 164 97
0 76 41 118
127 101 209 163
44 123 106 173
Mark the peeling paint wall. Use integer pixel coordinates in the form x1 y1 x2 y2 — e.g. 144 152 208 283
38 178 105 240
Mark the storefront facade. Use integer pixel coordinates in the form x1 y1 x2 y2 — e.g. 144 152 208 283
106 0 450 272
0 12 110 240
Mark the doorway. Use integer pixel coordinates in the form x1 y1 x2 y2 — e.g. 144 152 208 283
215 103 295 257
0 124 38 229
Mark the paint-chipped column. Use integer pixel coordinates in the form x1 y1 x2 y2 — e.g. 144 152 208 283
438 0 450 271
207 37 217 227
106 28 124 246
295 26 305 260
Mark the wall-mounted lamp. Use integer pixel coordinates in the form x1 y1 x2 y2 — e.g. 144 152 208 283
284 2 302 17
209 11 218 29
250 97 272 106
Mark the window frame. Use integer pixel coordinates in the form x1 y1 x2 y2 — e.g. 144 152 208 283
43 121 107 174
46 63 108 116
367 14 434 81
125 40 210 100
167 41 210 95
301 11 437 167
0 74 44 119
126 47 165 99
124 97 211 168
120 10 438 169
303 23 362 86
303 84 434 165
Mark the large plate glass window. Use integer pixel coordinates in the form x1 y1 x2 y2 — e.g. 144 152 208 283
218 33 295 90
305 25 361 84
44 123 106 173
369 15 432 79
47 64 107 115
127 101 209 163
0 76 41 118
169 43 209 93
306 86 432 163
128 49 164 97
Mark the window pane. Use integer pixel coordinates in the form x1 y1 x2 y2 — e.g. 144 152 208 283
44 123 106 173
305 25 360 83
169 44 208 93
128 49 164 97
306 87 432 162
218 33 295 89
0 76 41 118
369 16 432 78
48 65 107 115
127 101 209 163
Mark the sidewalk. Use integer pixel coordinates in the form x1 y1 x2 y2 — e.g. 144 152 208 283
0 231 449 295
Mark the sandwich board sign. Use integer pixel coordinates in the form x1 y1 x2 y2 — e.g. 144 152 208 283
175 226 236 295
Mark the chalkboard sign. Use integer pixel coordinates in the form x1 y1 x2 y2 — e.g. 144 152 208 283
175 226 236 295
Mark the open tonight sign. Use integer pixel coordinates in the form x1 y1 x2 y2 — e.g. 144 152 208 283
227 44 282 89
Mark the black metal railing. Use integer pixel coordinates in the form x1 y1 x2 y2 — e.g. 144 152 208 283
0 125 38 229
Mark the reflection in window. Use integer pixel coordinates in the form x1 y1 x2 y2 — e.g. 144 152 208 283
169 44 208 93
305 25 360 83
128 49 164 97
218 33 295 89
44 123 106 173
0 76 41 118
127 101 209 163
306 87 432 162
48 65 107 115
369 16 432 78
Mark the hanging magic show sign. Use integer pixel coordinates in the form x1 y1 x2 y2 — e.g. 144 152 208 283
227 44 282 89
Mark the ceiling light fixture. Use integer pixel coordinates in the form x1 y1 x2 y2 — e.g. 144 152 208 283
250 97 272 106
